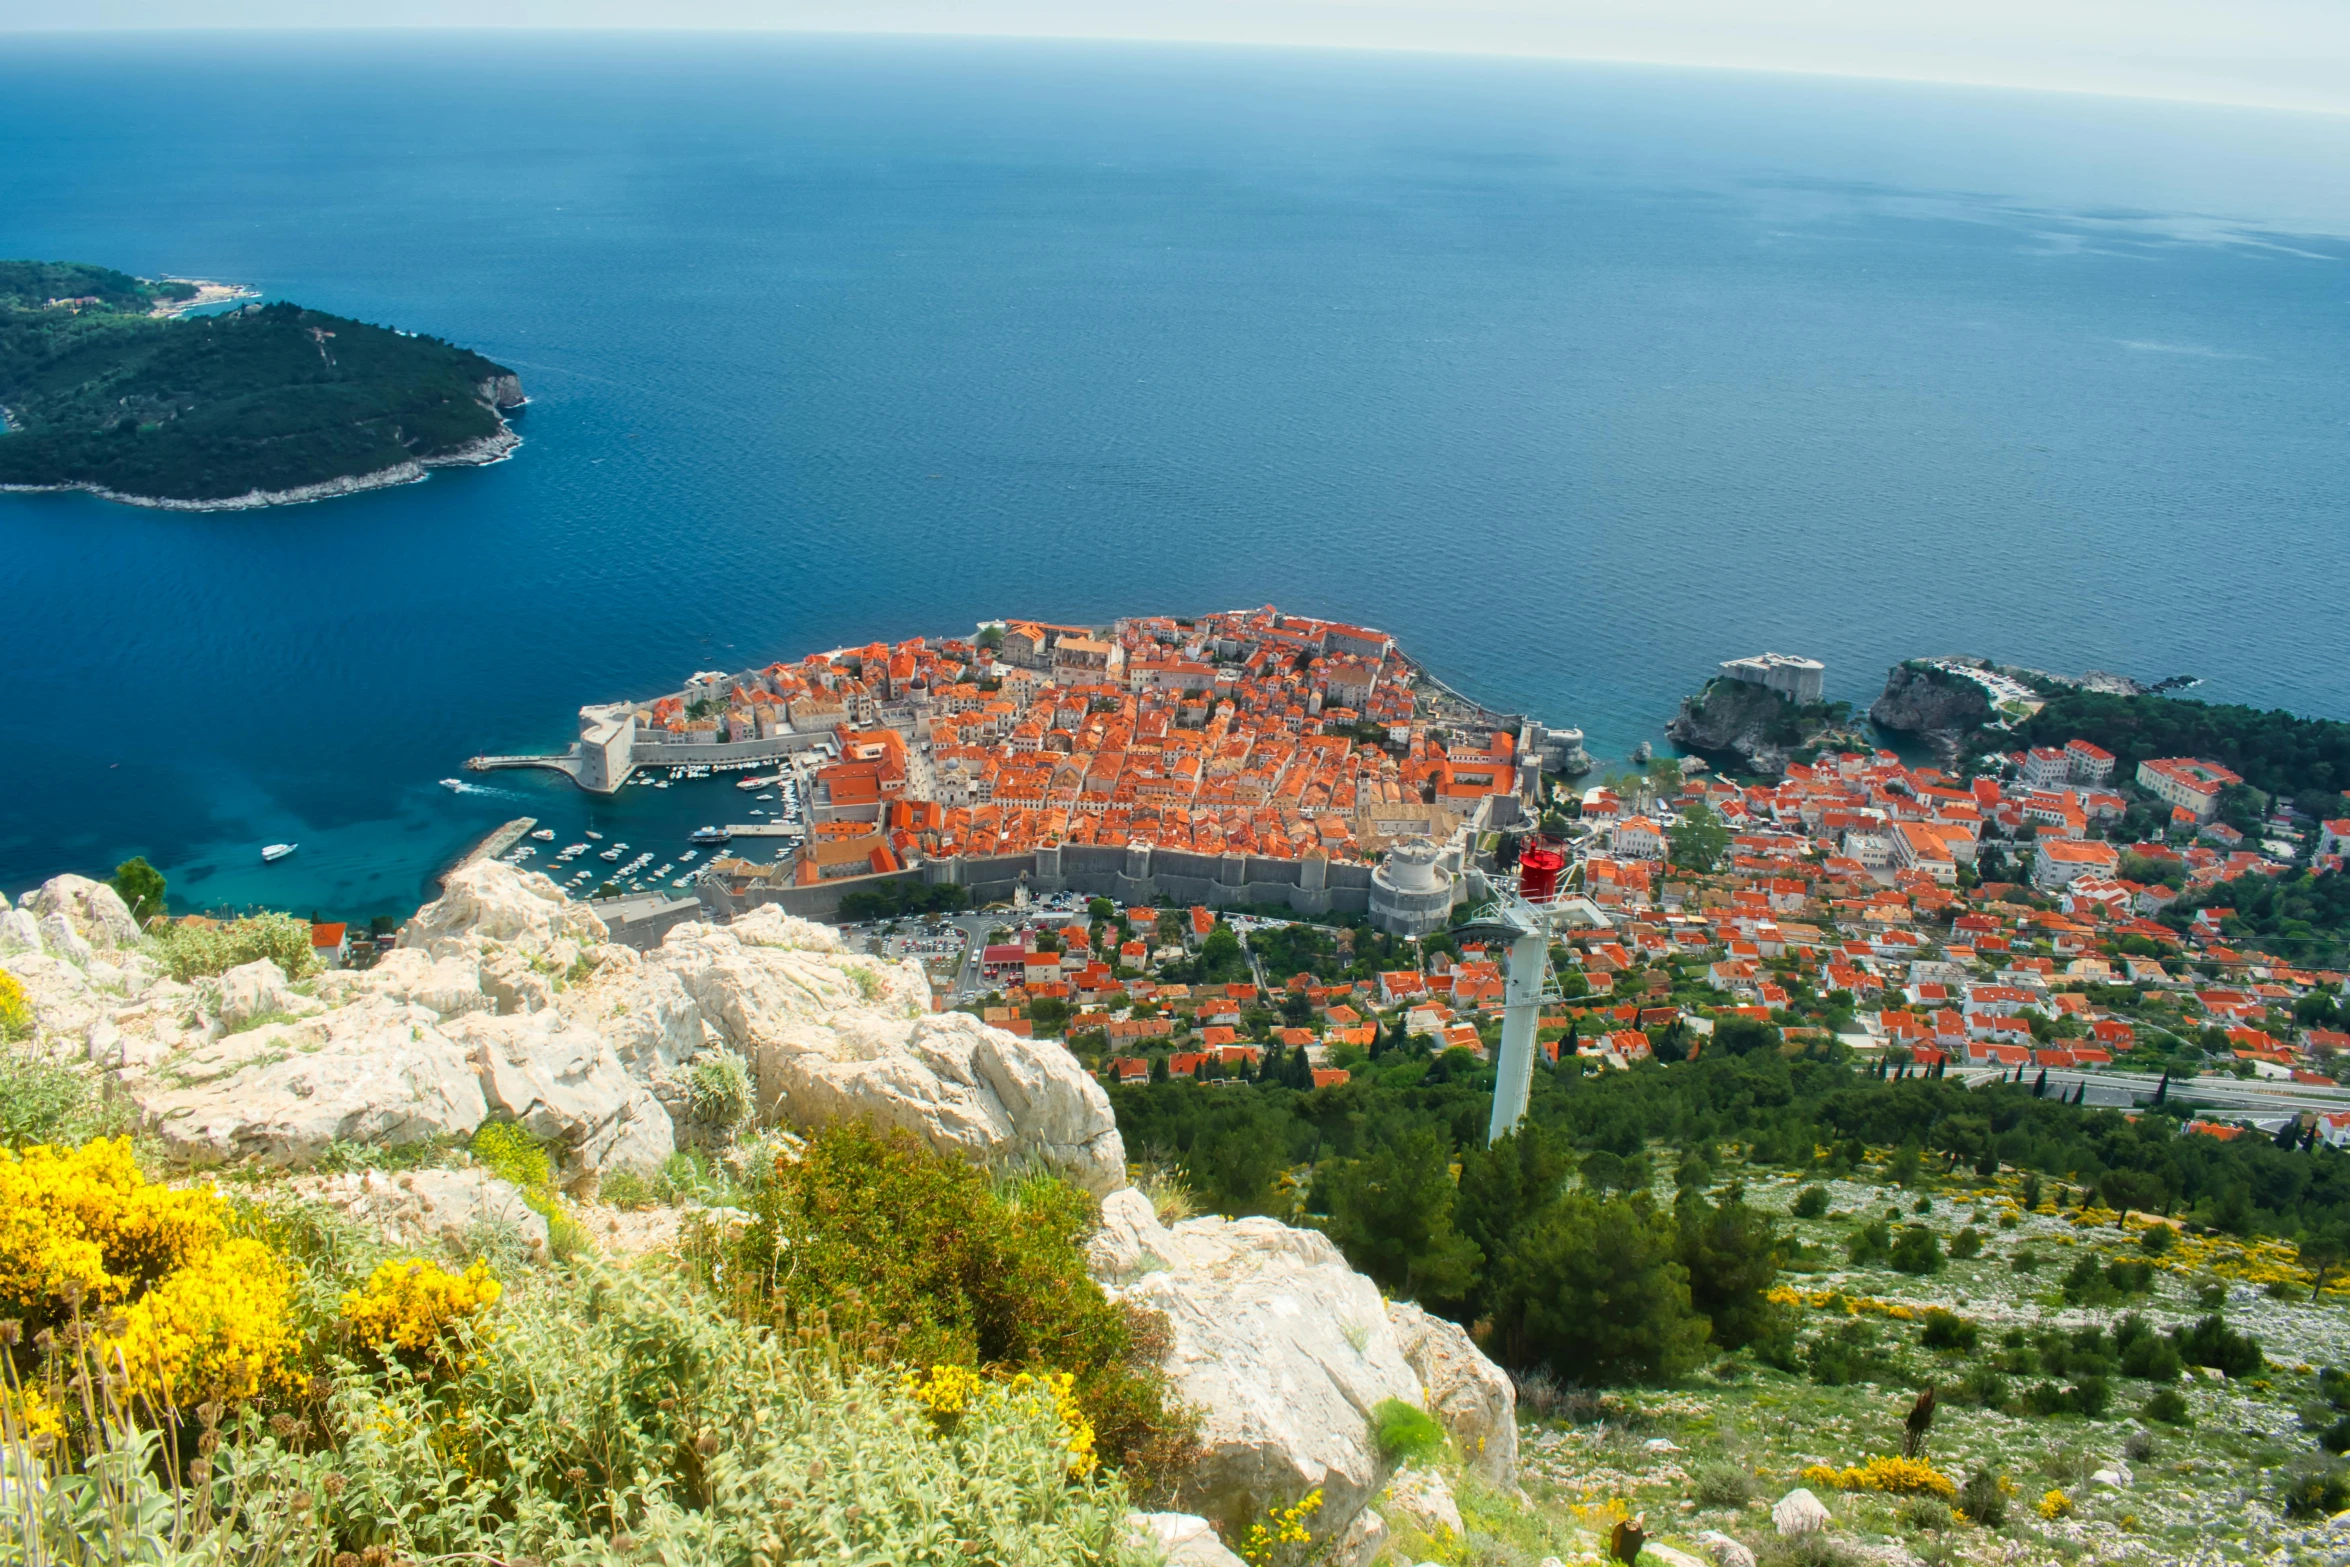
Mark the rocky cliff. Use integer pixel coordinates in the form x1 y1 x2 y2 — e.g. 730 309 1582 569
1664 676 1846 776
1867 661 1993 760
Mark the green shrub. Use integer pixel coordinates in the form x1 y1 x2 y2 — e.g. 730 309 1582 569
704 1119 1195 1492
599 1167 654 1209
229 1261 1154 1564
1372 1398 1447 1465
1693 1458 1756 1507
1948 1226 1983 1260
686 1049 755 1130
1809 1321 1903 1387
1890 1225 1943 1275
1956 1363 2007 1409
1792 1185 1829 1219
2115 1315 2182 1383
1959 1467 2008 1525
1921 1310 1979 1353
2175 1314 2263 1379
2139 1223 2175 1255
2281 1460 2350 1519
0 1046 130 1147
471 1120 553 1190
2320 1415 2350 1455
152 911 320 982
1847 1219 1892 1266
2143 1386 2192 1425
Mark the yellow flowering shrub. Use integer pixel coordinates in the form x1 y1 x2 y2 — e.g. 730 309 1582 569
0 971 31 1040
900 1364 1098 1478
1800 1456 1957 1499
2039 1488 2072 1519
0 1138 224 1328
1240 1486 1323 1565
339 1258 502 1367
1767 1286 1916 1321
106 1236 301 1408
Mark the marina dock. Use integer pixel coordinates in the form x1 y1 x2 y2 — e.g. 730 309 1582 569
445 816 538 883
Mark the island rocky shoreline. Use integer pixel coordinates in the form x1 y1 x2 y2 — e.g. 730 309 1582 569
0 422 523 512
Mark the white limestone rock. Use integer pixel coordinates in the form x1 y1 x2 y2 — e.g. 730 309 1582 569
1327 1506 1389 1567
0 906 42 954
1123 1512 1247 1567
216 958 297 1032
2091 1461 2133 1488
1386 1299 1518 1487
1773 1488 1831 1536
296 1166 551 1256
563 953 706 1075
1382 1465 1463 1542
1698 1528 1759 1567
134 999 489 1162
653 917 1124 1193
1086 1187 1424 1543
449 1009 674 1176
36 914 95 967
337 948 491 1019
398 861 606 958
22 875 143 950
2 951 111 1046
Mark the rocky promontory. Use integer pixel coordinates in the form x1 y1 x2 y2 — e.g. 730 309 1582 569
1866 659 1995 759
1665 675 1853 776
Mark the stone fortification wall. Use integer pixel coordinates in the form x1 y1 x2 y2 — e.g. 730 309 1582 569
710 844 1392 924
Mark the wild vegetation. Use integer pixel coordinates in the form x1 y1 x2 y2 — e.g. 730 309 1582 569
0 259 516 503
1998 690 2350 820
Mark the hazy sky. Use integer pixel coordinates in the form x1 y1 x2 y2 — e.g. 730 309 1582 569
8 1 2349 117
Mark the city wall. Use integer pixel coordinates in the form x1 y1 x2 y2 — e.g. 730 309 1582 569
703 841 1390 924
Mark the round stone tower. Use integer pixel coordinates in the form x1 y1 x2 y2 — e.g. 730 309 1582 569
1369 837 1455 937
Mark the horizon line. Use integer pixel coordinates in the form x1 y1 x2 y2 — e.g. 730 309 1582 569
3 23 2347 122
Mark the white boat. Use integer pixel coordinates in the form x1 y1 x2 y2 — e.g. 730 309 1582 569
601 847 622 861
654 781 671 789
736 773 781 791
679 849 698 861
439 778 464 791
261 843 297 863
585 830 603 840
531 828 555 841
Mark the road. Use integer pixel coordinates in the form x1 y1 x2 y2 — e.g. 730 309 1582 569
1953 1064 2350 1128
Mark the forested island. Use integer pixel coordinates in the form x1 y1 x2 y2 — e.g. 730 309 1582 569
0 260 523 509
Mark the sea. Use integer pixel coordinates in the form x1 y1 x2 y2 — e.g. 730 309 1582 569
3 33 2348 921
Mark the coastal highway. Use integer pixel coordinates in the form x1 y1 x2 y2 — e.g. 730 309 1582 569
1953 1063 2350 1129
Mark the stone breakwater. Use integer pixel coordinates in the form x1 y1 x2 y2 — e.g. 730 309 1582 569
0 859 1522 1562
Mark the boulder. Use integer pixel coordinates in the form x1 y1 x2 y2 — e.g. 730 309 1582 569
566 952 705 1075
216 958 296 1031
36 914 95 967
1697 1529 1758 1567
1773 1488 1831 1536
297 1167 551 1256
399 861 606 958
450 1010 674 1176
22 875 143 950
134 999 488 1162
1382 1465 1462 1541
1386 1299 1518 1486
1086 1187 1424 1544
654 917 1123 1193
1123 1513 1247 1567
0 906 42 954
2091 1461 2133 1488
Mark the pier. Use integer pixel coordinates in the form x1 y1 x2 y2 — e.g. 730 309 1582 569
467 751 586 783
444 816 537 883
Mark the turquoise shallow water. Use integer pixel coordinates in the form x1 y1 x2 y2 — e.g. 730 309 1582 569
3 34 2347 919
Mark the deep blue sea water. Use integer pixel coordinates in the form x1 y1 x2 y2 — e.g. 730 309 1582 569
4 33 2349 920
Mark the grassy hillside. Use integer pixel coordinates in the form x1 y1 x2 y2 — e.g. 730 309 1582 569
0 260 517 503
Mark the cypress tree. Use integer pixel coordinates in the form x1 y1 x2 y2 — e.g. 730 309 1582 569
2033 1069 2048 1098
2153 1070 2169 1105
